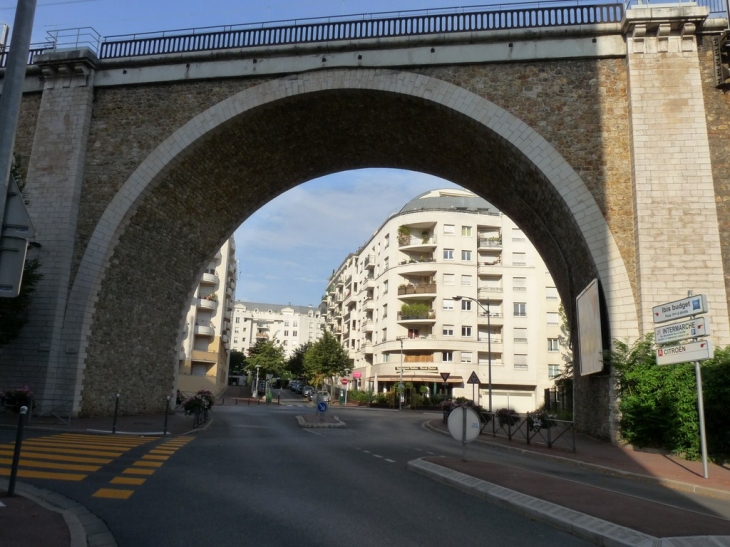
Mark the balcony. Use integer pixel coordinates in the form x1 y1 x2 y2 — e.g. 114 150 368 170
191 349 217 363
196 298 217 312
398 283 436 297
478 238 502 249
363 320 374 332
478 263 502 275
345 275 352 286
361 276 373 290
364 255 375 270
478 286 503 298
398 259 438 276
200 273 218 285
397 312 436 325
336 277 344 287
364 298 374 311
362 342 373 354
226 286 233 298
398 234 437 253
477 312 503 325
194 325 215 337
336 293 343 303
255 332 269 340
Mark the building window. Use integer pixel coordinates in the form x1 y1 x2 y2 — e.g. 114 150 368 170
442 351 453 362
514 354 528 369
383 280 388 294
283 330 289 337
443 274 455 286
461 300 472 311
443 325 454 336
382 304 388 318
549 364 561 378
512 252 526 266
548 338 559 352
233 338 238 344
461 274 472 286
444 224 455 235
234 328 240 334
444 249 454 260
235 317 240 324
284 321 289 327
384 234 390 248
514 328 527 344
547 312 560 326
293 330 298 337
513 277 527 292
293 321 298 327
512 228 526 242
443 299 454 310
546 287 559 300
462 226 472 236
461 326 472 337
461 352 472 363
461 250 472 261
383 353 390 363
514 302 527 317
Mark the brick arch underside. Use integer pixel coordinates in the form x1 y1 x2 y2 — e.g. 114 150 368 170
79 88 615 423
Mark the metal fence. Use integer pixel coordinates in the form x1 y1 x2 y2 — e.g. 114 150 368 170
0 0 726 67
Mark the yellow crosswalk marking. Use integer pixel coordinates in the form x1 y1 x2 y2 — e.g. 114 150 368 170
0 468 86 481
93 488 134 499
133 461 162 468
0 449 112 464
141 455 169 461
0 457 100 472
3 445 124 457
122 467 155 476
111 477 145 485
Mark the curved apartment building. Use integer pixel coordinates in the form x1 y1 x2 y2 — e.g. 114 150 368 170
324 189 565 413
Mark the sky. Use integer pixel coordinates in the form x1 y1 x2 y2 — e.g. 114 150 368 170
0 0 479 306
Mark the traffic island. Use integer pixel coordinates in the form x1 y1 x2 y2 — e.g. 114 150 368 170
296 414 346 428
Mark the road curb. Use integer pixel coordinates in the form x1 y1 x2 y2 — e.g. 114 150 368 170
423 420 730 501
407 458 730 547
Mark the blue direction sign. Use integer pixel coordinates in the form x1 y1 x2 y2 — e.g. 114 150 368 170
317 401 328 412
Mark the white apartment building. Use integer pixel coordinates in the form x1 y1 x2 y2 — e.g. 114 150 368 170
324 189 565 413
178 237 237 395
230 302 326 359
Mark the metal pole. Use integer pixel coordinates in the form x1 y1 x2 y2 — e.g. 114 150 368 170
163 395 170 436
0 0 38 228
695 360 710 479
487 297 492 414
7 405 28 495
399 338 403 411
462 406 467 461
112 392 120 434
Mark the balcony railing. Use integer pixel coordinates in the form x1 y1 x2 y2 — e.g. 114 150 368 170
478 238 502 248
364 255 376 270
398 283 437 295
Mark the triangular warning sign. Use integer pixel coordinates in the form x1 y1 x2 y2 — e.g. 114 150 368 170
467 371 481 384
440 372 451 383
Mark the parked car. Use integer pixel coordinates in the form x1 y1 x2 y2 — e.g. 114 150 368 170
290 381 300 392
302 386 314 398
314 391 330 402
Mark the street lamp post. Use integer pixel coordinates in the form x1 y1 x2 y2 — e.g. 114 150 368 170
255 366 261 399
454 296 492 413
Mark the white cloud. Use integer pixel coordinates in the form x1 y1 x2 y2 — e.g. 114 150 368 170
234 168 461 305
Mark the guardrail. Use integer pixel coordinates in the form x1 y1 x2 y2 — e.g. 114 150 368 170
0 0 725 69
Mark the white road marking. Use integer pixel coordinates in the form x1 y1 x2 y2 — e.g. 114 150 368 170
373 454 383 459
385 459 396 463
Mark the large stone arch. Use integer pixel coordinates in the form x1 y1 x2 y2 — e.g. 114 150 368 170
63 68 638 434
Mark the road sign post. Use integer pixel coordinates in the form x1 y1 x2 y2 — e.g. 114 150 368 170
652 293 711 478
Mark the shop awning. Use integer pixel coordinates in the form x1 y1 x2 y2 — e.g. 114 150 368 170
372 375 463 383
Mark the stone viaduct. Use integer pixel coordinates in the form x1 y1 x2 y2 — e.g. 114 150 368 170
1 2 729 439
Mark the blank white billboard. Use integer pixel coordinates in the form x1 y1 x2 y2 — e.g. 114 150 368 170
576 279 604 376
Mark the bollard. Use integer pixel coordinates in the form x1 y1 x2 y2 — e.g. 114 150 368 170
247 397 250 406
112 392 120 434
163 395 170 436
7 406 28 496
277 392 280 405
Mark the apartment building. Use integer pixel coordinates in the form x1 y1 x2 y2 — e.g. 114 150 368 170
324 189 565 413
178 237 237 395
230 302 326 359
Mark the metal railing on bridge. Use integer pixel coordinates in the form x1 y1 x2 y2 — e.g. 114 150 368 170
0 0 726 68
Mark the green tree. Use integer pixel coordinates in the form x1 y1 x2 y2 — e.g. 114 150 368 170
304 331 350 384
287 341 312 379
228 350 246 375
246 339 286 378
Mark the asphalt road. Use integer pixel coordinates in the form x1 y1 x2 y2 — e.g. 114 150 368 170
2 393 728 546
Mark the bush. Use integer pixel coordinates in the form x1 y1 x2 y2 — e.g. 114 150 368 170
0 386 34 412
182 389 215 414
612 335 701 459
